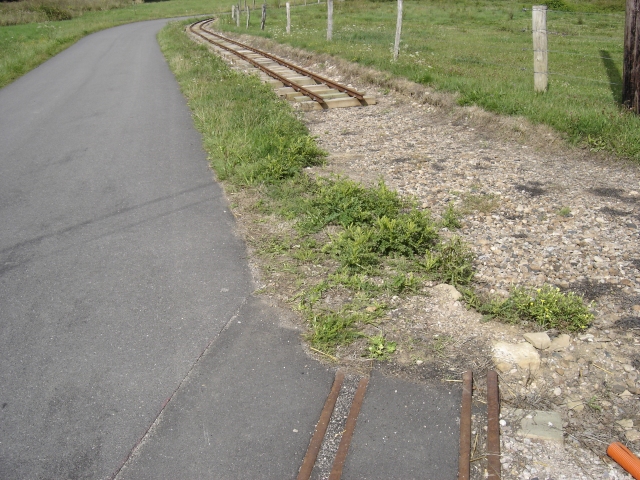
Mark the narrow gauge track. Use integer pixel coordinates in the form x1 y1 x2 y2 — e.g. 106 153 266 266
188 19 375 110
300 369 500 479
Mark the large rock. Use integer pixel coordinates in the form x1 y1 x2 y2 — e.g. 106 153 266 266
514 409 564 445
566 397 584 412
523 332 551 350
493 341 541 372
549 334 571 352
625 430 640 442
433 283 462 301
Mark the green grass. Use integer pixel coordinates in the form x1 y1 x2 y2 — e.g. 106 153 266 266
217 0 640 160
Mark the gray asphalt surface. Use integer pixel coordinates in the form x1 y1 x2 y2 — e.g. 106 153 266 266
0 18 462 480
0 19 257 479
343 372 460 480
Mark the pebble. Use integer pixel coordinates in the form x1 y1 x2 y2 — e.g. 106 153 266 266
626 430 640 442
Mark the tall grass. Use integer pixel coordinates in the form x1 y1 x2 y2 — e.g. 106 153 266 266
0 0 133 26
217 0 640 161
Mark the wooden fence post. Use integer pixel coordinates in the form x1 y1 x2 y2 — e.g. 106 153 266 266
286 2 291 33
231 4 235 21
327 0 333 41
286 2 292 33
532 5 548 92
624 0 640 112
393 0 403 61
246 5 250 27
261 3 266 30
236 4 241 26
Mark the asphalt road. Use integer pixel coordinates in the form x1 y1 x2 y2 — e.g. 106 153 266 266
0 19 461 480
0 18 262 479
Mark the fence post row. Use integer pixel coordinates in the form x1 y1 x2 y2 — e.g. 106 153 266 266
327 0 333 41
623 0 640 113
261 3 266 30
532 5 548 92
393 0 403 61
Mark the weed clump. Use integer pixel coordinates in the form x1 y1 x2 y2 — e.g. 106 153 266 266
423 235 475 286
306 311 362 354
366 335 396 360
297 178 405 233
325 210 439 272
471 284 594 332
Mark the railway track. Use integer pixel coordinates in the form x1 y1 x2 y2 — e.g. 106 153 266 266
298 369 500 479
188 19 376 110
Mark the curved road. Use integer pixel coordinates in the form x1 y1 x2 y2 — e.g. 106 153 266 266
0 19 460 480
0 18 335 479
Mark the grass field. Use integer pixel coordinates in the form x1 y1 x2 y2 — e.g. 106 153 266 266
216 0 638 160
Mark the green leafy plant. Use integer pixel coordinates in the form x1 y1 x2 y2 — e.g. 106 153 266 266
440 202 462 229
297 178 405 233
386 272 420 294
366 335 397 360
325 210 440 272
586 395 602 412
423 236 475 286
477 284 594 331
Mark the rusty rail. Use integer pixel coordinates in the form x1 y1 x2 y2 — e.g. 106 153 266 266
189 19 329 106
487 370 501 480
297 370 345 480
328 376 369 480
199 19 366 102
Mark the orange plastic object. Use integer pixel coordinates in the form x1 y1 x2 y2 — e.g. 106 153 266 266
607 442 640 480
